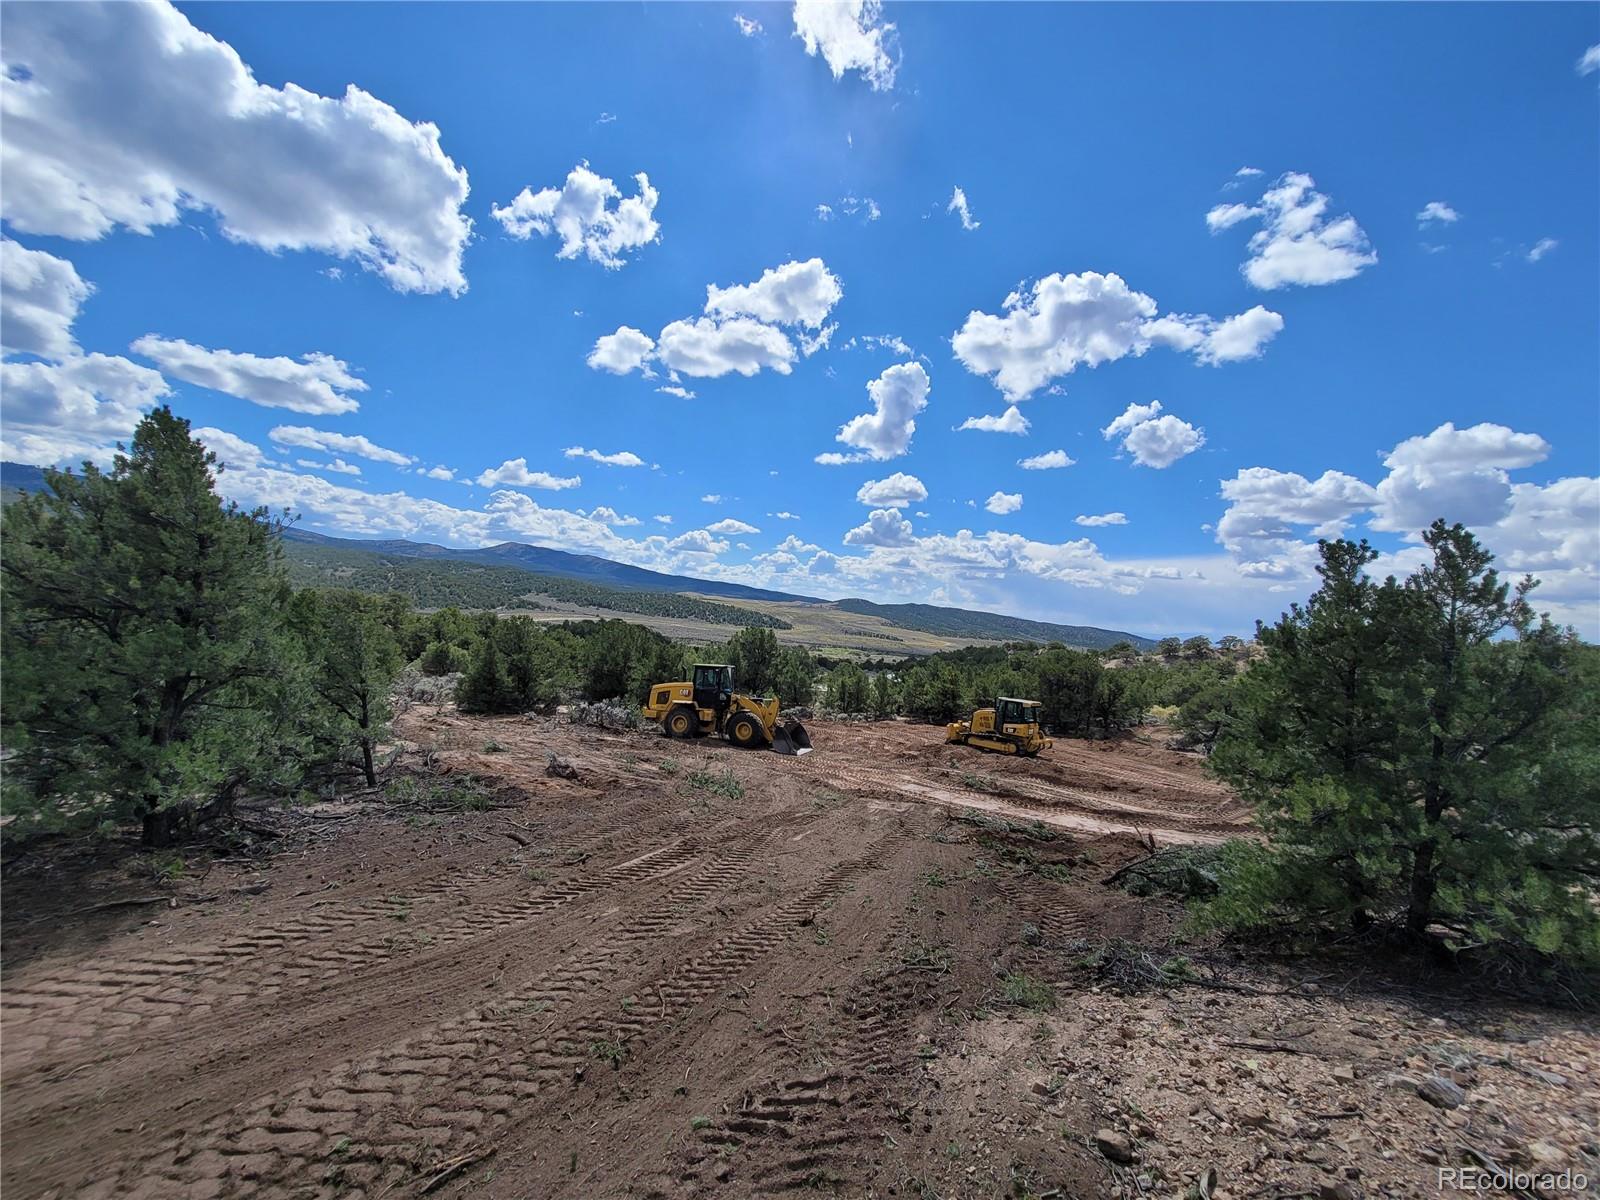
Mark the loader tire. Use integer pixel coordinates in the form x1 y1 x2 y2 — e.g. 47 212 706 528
665 705 699 739
726 711 766 749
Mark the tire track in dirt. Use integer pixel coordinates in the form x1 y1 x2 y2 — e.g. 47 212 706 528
1 770 727 1080
79 828 901 1200
993 876 1090 952
2 830 705 1081
968 774 1249 838
47 844 757 1200
762 751 1245 844
653 915 939 1197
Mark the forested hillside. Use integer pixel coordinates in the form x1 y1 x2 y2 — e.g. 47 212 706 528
283 540 790 628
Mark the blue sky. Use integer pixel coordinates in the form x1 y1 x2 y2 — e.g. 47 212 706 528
2 1 1596 637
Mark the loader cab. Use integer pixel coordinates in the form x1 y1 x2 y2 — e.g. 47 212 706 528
996 697 1038 729
693 663 734 712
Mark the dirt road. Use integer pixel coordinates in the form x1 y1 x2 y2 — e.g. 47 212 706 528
3 716 1592 1199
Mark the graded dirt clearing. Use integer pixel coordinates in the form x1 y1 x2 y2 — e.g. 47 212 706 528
3 716 1594 1200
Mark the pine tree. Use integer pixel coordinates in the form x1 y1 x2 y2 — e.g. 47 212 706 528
727 626 780 696
291 590 402 786
869 670 897 719
1205 527 1600 965
1 408 303 844
770 647 818 710
456 634 513 714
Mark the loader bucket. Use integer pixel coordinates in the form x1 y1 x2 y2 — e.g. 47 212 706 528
771 720 813 756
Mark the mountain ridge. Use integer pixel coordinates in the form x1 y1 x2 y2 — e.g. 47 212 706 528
3 463 1157 648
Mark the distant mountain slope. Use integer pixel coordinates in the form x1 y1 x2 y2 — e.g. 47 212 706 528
1 461 49 499
283 539 790 628
833 598 1155 651
283 528 821 604
2 487 1156 647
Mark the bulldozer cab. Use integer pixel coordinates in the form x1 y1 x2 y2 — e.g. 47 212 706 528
996 698 1038 728
693 664 734 712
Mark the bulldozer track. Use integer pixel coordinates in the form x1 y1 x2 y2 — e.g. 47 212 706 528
652 913 939 1197
83 829 901 1200
2 833 707 1082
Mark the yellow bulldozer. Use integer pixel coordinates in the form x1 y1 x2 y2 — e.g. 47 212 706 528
945 697 1052 757
642 664 813 755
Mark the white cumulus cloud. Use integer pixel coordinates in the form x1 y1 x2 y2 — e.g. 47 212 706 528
591 259 840 382
707 517 761 535
1215 466 1379 572
563 446 646 467
269 425 413 466
856 472 927 509
1527 238 1559 263
952 271 1282 401
735 13 764 36
1075 512 1127 527
0 0 471 294
130 336 367 414
1102 400 1205 469
491 163 660 269
843 507 914 547
1 239 91 358
475 458 581 490
656 317 796 378
1579 45 1600 76
1417 201 1460 227
1210 172 1377 290
1205 422 1594 630
985 491 1022 515
1020 450 1075 470
1371 421 1550 534
587 326 656 375
667 529 729 555
828 360 930 462
958 405 1030 435
1 352 170 464
193 426 266 469
1142 306 1285 366
792 0 898 91
704 258 842 329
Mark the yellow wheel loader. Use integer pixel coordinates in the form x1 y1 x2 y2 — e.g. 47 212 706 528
642 664 813 755
945 697 1052 757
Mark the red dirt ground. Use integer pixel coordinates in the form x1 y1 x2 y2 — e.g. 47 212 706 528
2 715 1593 1200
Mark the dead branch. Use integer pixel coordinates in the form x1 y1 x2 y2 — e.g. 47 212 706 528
418 1147 495 1195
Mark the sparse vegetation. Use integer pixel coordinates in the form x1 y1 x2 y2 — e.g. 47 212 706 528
686 766 744 801
998 971 1056 1011
385 774 493 812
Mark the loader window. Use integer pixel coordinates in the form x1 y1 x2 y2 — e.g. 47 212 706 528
997 699 1026 726
693 665 733 710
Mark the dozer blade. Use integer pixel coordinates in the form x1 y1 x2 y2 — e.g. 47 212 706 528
771 720 813 755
